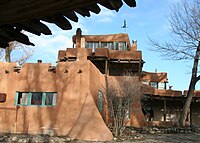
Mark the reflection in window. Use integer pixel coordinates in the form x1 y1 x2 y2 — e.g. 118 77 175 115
86 42 99 52
31 92 42 105
16 92 57 106
86 42 128 51
98 90 103 112
116 42 127 51
150 82 158 89
45 93 57 106
101 42 114 50
17 92 29 105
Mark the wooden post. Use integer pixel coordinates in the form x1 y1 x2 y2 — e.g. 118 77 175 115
105 59 109 75
138 60 142 78
189 103 193 127
164 99 167 121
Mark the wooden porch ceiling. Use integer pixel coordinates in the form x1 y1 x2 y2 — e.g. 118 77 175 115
0 0 136 48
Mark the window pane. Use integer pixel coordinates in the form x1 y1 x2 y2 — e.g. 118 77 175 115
87 42 99 52
115 42 127 51
118 42 127 50
101 42 114 50
150 82 158 89
17 92 29 105
31 93 42 105
94 42 99 49
158 82 165 89
98 90 103 112
53 93 57 105
45 93 57 105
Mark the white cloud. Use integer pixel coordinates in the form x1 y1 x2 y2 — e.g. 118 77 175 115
91 5 116 23
25 18 88 64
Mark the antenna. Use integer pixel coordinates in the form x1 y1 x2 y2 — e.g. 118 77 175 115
121 20 128 32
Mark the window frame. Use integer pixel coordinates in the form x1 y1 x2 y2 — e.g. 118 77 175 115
15 92 57 107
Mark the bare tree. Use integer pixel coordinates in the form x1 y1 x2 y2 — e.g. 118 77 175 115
106 74 141 136
0 41 34 65
148 0 200 127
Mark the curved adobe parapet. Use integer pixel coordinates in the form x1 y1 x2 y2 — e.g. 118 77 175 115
142 84 182 97
66 48 77 58
64 48 92 59
57 50 66 61
183 90 200 97
94 48 109 57
109 50 142 60
141 71 168 83
153 89 182 97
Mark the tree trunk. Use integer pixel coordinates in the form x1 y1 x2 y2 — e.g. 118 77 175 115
179 41 200 127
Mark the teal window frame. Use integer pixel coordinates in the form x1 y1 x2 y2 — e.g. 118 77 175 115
15 92 57 106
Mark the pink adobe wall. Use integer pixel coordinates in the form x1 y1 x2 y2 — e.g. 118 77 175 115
0 61 113 141
105 76 147 127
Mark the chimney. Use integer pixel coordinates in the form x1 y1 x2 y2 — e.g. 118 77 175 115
130 40 137 51
76 28 82 48
38 60 42 63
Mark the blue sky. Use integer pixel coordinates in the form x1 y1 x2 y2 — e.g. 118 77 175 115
25 0 194 91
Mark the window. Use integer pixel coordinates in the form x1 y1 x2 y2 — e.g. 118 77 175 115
31 92 42 105
17 92 29 105
115 42 127 51
101 42 114 50
45 93 57 105
16 92 57 106
97 90 103 112
0 93 7 102
158 82 165 90
86 42 99 52
150 82 158 89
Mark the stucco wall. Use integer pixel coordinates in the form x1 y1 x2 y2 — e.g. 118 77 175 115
191 102 200 127
106 76 147 127
0 61 113 141
151 100 182 125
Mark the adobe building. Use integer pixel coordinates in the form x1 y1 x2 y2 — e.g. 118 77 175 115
141 71 200 127
0 28 199 141
0 28 147 141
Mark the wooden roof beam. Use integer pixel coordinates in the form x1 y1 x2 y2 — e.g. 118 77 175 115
62 11 79 22
0 26 34 46
42 14 72 30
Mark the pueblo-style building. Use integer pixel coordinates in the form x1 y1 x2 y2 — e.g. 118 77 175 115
141 72 200 127
0 28 200 141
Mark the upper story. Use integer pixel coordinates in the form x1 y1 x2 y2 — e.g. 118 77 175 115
142 71 182 97
58 28 144 76
142 71 168 90
57 28 184 97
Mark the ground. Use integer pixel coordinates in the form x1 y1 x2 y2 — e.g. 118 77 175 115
0 127 200 142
